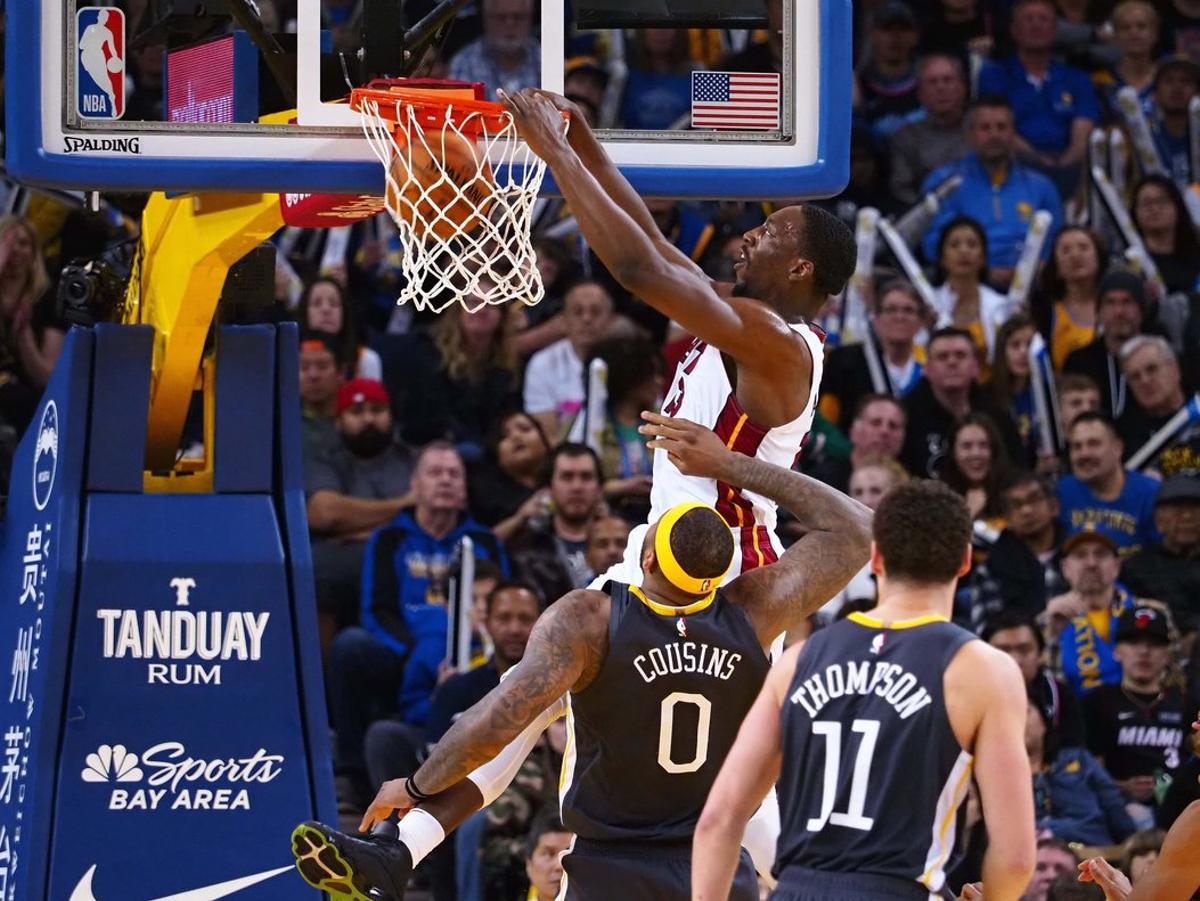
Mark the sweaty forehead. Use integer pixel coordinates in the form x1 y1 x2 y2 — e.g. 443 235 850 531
768 207 805 237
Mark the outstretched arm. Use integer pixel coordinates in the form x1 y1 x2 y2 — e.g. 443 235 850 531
641 412 872 643
501 89 797 368
359 589 606 830
536 91 707 279
361 695 567 834
693 644 797 900
410 589 603 793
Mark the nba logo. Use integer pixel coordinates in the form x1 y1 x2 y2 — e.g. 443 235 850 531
77 7 126 119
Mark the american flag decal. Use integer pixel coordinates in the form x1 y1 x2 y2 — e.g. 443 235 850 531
691 71 781 130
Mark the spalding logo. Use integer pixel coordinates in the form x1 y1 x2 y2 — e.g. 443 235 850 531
33 401 59 511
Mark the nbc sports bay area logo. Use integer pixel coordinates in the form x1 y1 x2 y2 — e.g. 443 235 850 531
97 577 270 686
81 742 283 811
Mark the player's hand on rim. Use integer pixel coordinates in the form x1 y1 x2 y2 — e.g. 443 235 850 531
639 410 733 479
532 89 585 121
358 777 420 833
497 88 570 161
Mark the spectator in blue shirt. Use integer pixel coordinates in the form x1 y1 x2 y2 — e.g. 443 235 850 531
1026 689 1138 845
921 95 1063 281
326 441 507 813
448 0 540 101
1150 54 1200 184
621 29 696 131
362 580 541 900
363 580 540 788
978 0 1099 179
1058 411 1160 555
1046 526 1138 696
1091 1 1159 122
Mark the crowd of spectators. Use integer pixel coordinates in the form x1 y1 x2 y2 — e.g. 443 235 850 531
3 0 1200 898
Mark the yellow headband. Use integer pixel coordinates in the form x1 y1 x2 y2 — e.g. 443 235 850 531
654 502 731 596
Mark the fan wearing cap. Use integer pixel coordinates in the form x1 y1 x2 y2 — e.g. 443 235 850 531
1149 53 1200 180
1121 475 1200 635
1082 602 1192 827
298 418 872 901
1063 270 1148 418
1046 524 1146 696
306 378 415 649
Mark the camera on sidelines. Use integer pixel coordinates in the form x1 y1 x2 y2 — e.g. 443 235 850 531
55 241 136 327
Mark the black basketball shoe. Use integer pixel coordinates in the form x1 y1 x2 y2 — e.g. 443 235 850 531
291 820 413 900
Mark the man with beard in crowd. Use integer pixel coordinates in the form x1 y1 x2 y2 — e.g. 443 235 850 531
306 378 414 651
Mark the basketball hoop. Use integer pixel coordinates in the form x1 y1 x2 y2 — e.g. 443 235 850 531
351 81 567 313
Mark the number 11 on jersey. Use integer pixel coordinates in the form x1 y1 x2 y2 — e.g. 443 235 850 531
806 719 880 832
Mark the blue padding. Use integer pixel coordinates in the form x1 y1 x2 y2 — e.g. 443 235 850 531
271 322 338 823
233 31 261 123
47 493 317 900
0 329 94 900
87 324 153 493
214 325 275 494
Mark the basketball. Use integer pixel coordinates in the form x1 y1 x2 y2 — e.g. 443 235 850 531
106 56 123 73
387 129 495 242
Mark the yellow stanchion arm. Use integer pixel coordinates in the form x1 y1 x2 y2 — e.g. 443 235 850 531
123 192 283 472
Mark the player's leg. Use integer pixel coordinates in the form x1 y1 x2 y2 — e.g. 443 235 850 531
291 820 413 901
293 698 566 897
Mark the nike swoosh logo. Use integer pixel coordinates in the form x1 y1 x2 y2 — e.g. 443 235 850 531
69 863 293 901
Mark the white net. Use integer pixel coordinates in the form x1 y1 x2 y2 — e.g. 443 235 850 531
358 94 558 314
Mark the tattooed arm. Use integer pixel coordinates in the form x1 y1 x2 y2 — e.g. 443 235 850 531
640 411 872 645
358 592 608 832
413 588 608 795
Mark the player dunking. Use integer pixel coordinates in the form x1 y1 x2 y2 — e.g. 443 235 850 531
692 481 1037 901
332 89 855 884
504 88 856 583
291 415 872 901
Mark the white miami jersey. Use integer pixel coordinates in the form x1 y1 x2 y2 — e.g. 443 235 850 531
652 319 826 577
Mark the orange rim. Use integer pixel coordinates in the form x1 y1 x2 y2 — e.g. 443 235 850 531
350 84 513 136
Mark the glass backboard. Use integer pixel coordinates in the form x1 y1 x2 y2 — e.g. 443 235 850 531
7 0 850 199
